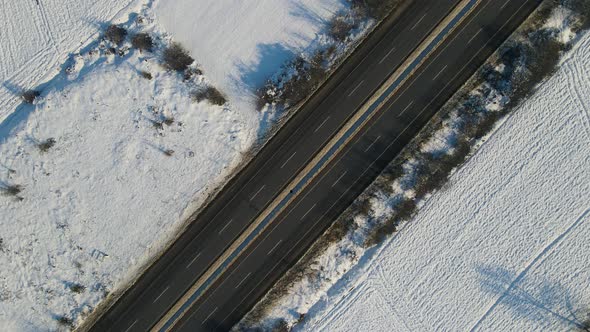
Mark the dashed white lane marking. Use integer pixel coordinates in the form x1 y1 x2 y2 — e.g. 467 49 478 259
314 116 331 133
300 203 317 221
501 0 511 10
250 185 265 201
398 100 414 118
268 240 282 255
364 135 381 152
467 28 482 44
348 80 365 97
332 170 348 188
280 152 297 169
379 47 396 64
186 252 202 269
234 272 252 289
153 286 170 304
218 219 234 235
411 13 428 31
432 65 448 81
203 307 218 324
124 320 138 332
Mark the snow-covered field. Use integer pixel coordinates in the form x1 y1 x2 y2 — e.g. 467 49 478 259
0 0 136 123
0 0 344 330
300 31 590 332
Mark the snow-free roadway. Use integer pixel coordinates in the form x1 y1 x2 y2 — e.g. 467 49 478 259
90 0 541 331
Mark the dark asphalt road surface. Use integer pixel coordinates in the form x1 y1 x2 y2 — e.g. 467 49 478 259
90 0 541 331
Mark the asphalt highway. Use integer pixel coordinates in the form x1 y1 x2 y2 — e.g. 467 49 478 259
90 0 541 331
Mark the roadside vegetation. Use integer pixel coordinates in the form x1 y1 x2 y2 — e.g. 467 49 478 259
255 0 405 112
236 1 590 330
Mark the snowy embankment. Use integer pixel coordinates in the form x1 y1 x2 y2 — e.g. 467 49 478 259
305 30 590 331
238 3 590 331
0 0 345 330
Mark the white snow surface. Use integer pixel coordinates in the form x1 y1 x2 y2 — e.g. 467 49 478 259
300 31 590 332
0 0 136 122
154 0 345 111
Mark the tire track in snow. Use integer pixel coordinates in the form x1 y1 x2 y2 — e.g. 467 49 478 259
372 265 417 332
468 207 590 331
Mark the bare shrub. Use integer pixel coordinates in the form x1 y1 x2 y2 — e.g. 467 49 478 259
56 315 74 328
162 42 194 71
191 86 227 106
271 319 290 332
21 90 41 104
151 120 163 130
329 16 355 42
183 67 203 81
69 283 85 294
38 138 56 153
413 155 449 200
131 32 153 51
162 116 174 126
256 50 328 110
1 183 23 197
140 71 152 80
105 25 127 45
566 0 590 30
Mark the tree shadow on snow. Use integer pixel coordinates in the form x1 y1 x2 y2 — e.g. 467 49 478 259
476 265 589 330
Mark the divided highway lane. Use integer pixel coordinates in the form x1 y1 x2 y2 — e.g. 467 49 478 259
91 1 462 331
174 0 542 330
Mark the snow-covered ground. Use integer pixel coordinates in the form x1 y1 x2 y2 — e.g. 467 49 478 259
299 29 590 332
0 0 136 123
154 0 345 113
0 0 345 330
